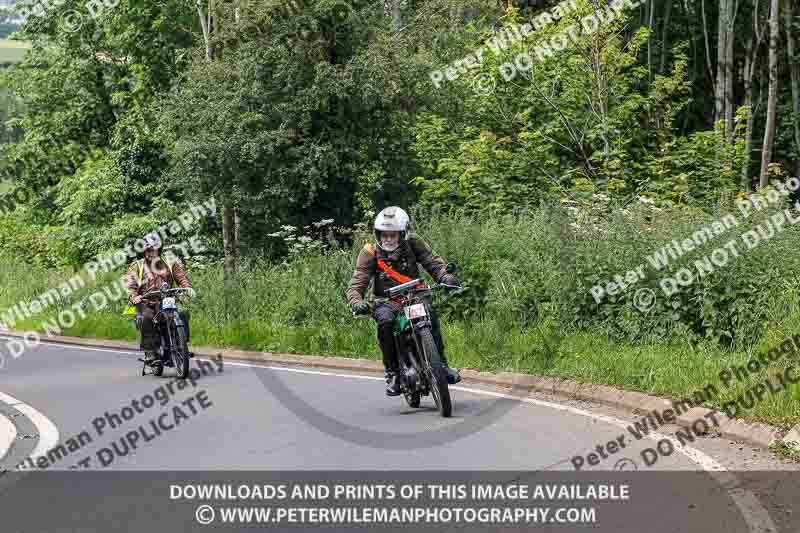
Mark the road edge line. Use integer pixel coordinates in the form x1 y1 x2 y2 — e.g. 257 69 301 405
1 329 794 453
0 412 16 463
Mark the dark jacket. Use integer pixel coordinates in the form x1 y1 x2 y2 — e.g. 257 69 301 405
345 233 448 306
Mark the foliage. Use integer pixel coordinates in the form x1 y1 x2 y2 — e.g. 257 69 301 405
0 0 798 362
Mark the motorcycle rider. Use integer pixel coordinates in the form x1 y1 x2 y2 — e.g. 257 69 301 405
126 234 195 364
346 207 461 396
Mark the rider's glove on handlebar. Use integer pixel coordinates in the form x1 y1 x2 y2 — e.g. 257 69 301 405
441 274 459 286
352 301 370 316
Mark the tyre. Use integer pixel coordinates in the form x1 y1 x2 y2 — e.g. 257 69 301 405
404 392 421 408
172 323 190 379
419 329 452 417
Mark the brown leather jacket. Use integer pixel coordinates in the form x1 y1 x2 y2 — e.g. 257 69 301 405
346 233 449 306
126 257 192 306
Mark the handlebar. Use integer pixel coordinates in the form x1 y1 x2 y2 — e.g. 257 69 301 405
386 279 466 297
352 282 466 318
139 287 193 301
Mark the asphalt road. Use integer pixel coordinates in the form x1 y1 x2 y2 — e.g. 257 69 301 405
0 339 799 533
0 338 712 471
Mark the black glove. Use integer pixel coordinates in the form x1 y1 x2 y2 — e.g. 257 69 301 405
441 274 459 286
352 301 370 316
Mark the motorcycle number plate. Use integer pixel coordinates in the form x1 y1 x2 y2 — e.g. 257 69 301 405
162 297 177 310
404 303 427 319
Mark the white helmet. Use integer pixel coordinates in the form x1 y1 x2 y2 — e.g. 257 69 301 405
142 233 162 251
373 206 410 251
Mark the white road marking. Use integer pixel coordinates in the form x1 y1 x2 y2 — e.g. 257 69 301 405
0 341 745 471
0 337 140 356
0 391 60 469
0 339 777 531
0 412 16 461
214 362 776 532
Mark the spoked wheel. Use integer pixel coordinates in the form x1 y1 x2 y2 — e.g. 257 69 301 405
168 322 190 379
404 392 421 408
419 329 452 418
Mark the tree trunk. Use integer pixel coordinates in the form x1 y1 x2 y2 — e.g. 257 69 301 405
592 43 610 154
759 0 780 188
724 0 737 139
197 0 237 274
222 198 237 276
234 203 247 261
702 0 716 91
648 0 656 82
742 0 768 188
716 0 728 125
196 0 214 61
742 35 756 189
786 1 800 177
660 0 673 73
387 0 403 33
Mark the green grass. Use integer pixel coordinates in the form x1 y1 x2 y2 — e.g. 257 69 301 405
0 40 30 63
2 254 799 431
3 206 800 431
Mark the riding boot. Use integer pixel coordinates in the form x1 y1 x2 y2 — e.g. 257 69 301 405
378 323 401 396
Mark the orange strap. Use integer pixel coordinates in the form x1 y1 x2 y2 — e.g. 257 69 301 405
364 243 424 288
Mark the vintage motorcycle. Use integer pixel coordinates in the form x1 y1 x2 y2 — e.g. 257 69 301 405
136 282 192 379
355 264 463 418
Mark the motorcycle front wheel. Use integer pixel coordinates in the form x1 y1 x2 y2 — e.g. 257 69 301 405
168 321 190 379
419 329 452 417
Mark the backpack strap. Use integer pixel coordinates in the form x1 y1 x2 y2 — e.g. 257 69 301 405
137 259 144 286
138 258 176 287
364 242 422 287
165 259 175 287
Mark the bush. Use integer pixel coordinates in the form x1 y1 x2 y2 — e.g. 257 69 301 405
410 197 800 349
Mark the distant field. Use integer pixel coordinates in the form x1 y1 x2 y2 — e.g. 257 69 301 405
0 40 30 63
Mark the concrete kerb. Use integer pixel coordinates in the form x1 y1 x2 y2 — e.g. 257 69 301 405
2 329 797 453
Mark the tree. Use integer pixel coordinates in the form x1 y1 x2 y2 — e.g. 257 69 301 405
786 0 800 177
741 0 767 189
159 0 425 259
758 0 780 188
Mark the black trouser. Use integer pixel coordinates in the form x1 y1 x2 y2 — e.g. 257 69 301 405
137 305 191 352
373 302 446 373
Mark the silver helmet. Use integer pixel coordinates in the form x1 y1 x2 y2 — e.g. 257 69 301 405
142 233 162 251
373 206 410 252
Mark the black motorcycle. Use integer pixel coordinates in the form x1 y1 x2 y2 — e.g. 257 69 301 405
356 266 463 418
137 283 192 379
